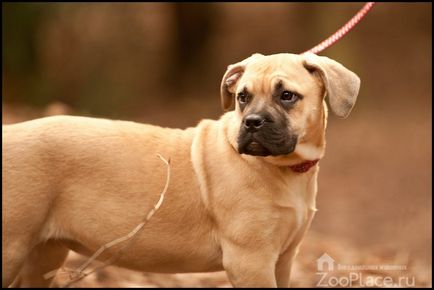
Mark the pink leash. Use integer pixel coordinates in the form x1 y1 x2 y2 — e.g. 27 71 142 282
304 2 376 54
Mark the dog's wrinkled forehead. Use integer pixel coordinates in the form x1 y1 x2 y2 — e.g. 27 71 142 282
237 54 318 95
221 52 360 117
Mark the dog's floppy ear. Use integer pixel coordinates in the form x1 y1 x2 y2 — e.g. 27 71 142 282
303 53 361 118
220 53 264 111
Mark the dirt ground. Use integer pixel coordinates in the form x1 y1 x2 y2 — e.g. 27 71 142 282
2 101 432 287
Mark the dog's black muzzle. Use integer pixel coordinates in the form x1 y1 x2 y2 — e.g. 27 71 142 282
237 113 297 157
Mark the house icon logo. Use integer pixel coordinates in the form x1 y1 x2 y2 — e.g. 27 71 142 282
317 253 335 272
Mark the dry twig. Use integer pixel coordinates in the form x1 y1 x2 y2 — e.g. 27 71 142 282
44 154 171 288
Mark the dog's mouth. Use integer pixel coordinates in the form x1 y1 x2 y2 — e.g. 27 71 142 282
237 133 297 157
240 140 272 156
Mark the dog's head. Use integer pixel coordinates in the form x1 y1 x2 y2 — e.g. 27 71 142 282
221 53 360 162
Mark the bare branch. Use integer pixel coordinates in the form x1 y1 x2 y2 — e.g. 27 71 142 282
44 154 171 287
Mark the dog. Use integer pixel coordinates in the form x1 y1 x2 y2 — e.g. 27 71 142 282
2 52 360 287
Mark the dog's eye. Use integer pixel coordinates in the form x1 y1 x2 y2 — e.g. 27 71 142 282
237 92 249 104
281 91 299 103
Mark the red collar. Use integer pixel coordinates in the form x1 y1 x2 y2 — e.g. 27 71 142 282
289 159 320 173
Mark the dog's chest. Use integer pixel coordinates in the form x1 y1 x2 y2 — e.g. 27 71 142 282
273 171 318 253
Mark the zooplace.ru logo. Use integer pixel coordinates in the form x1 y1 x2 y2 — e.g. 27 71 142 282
315 253 415 287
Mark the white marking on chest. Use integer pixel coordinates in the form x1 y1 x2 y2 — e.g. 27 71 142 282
277 171 318 254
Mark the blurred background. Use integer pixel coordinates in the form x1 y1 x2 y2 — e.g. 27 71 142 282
2 2 431 287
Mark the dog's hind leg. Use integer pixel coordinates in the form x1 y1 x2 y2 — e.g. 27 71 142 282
2 238 33 288
10 240 69 288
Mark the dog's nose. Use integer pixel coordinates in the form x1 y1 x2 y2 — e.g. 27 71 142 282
244 114 265 132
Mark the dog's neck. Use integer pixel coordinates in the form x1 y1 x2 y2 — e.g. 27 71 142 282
261 142 324 169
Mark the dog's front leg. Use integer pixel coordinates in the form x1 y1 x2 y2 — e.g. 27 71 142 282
275 247 298 288
222 242 278 287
